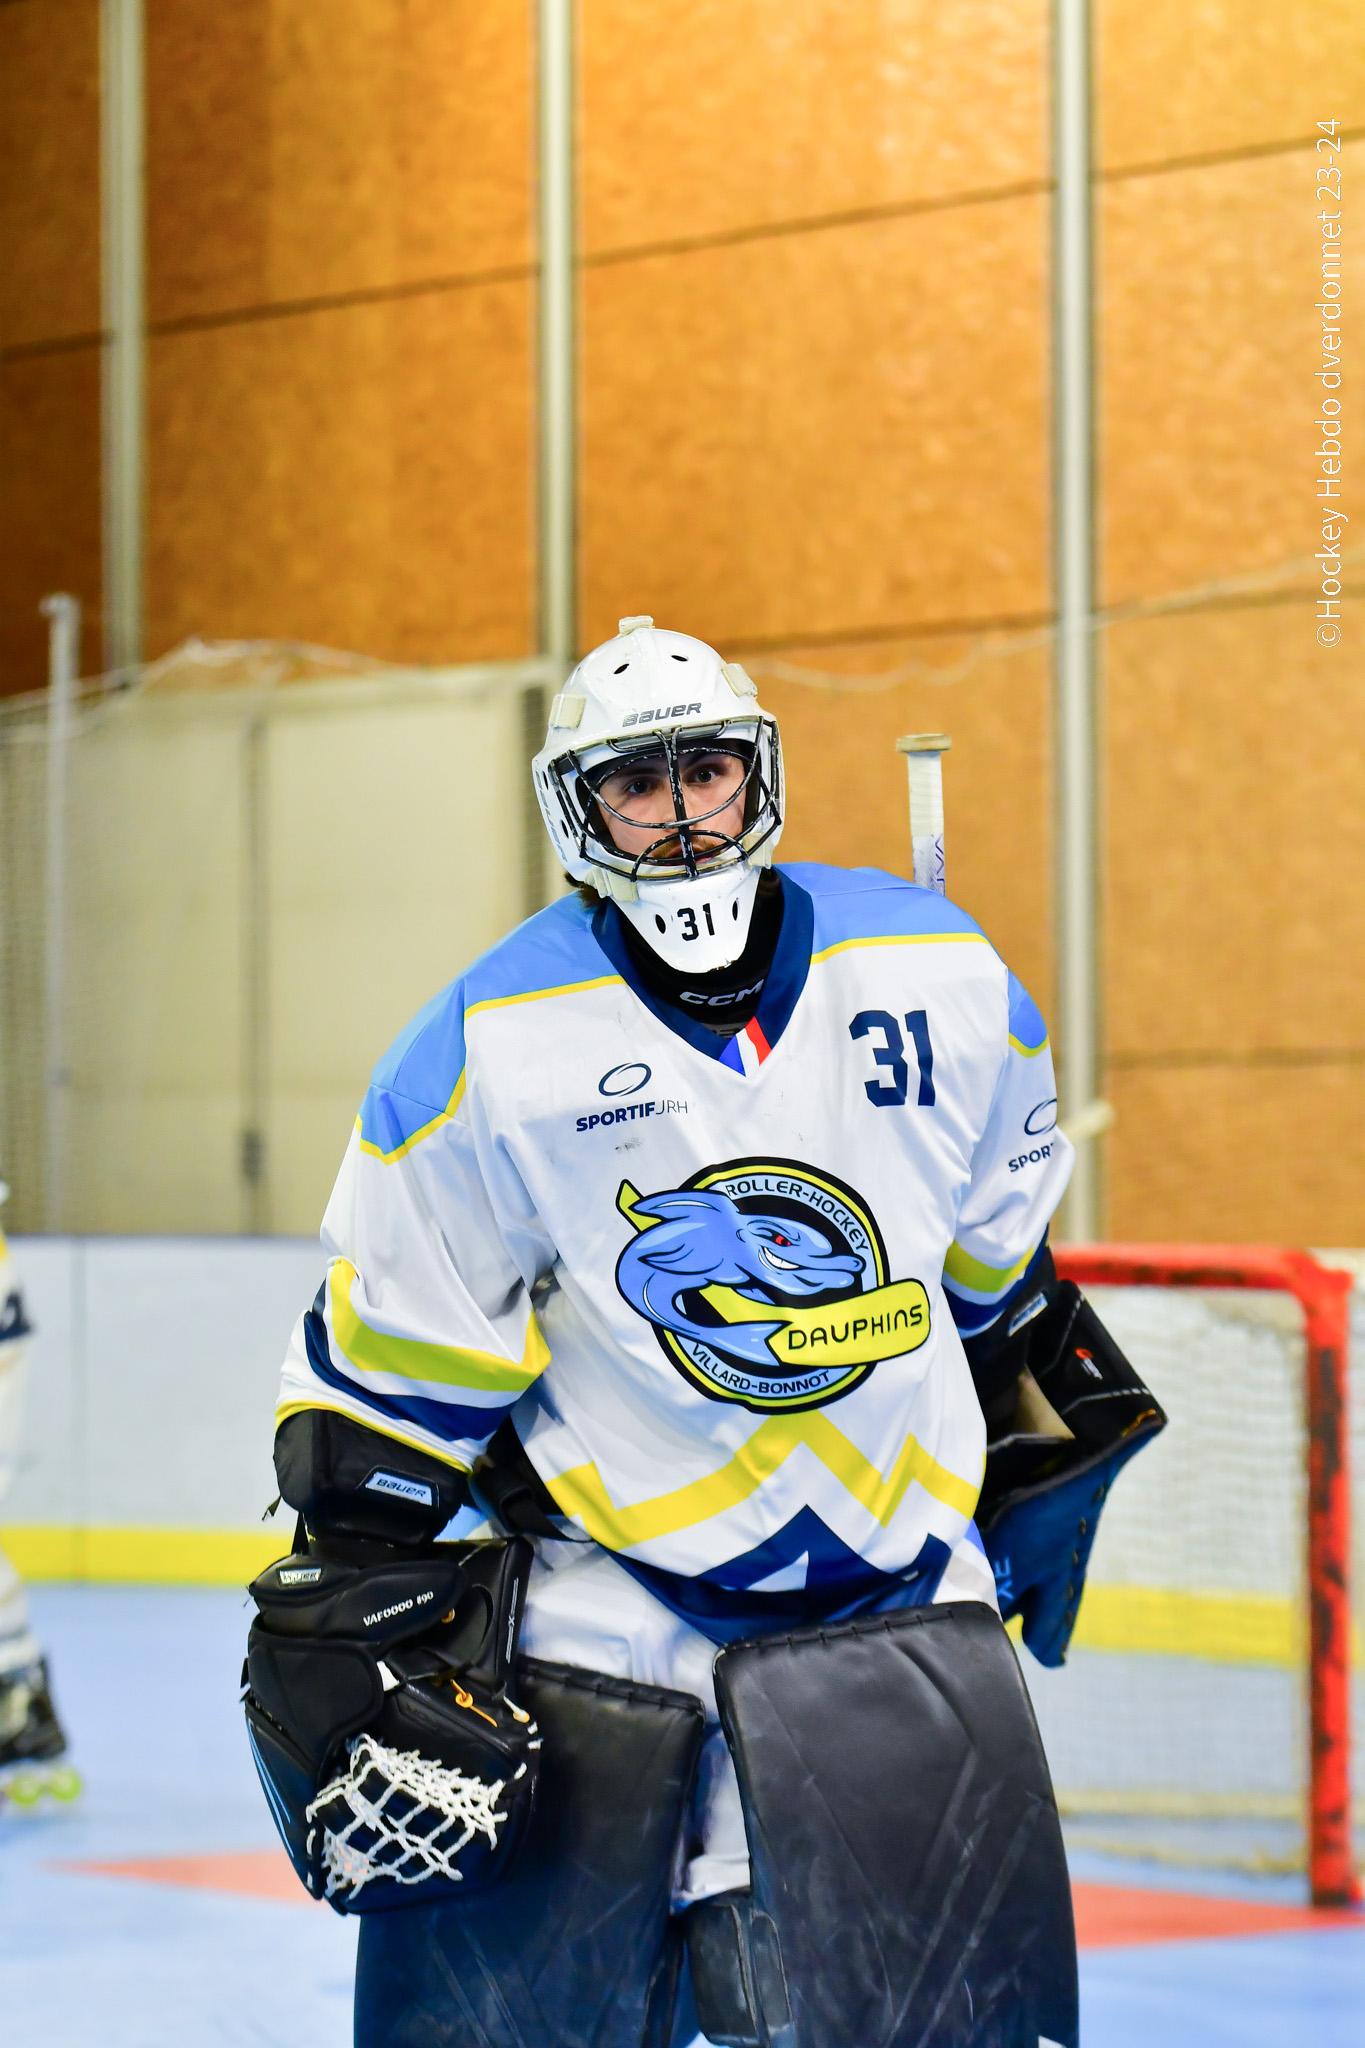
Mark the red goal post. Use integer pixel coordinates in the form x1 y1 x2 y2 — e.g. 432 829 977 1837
1054 1244 1358 1907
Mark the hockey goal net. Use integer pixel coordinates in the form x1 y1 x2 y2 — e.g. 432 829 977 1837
1022 1246 1360 1906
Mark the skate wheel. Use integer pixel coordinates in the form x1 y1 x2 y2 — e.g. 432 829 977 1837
1 1763 82 1809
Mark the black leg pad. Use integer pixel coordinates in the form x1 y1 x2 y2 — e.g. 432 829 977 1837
714 1602 1079 2048
353 1659 704 2048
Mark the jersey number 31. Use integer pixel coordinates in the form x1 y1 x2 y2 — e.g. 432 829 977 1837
849 1009 935 1108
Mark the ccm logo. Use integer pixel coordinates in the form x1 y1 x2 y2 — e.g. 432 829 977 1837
621 702 701 726
1008 1143 1053 1173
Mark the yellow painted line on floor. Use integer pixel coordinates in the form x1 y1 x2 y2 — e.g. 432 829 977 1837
4 1528 1364 1678
0 1525 290 1586
1022 1583 1364 1671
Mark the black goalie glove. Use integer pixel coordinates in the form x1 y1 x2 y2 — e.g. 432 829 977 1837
975 1283 1167 1669
242 1538 540 1914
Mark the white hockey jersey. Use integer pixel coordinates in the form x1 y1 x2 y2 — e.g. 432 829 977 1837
278 865 1072 1626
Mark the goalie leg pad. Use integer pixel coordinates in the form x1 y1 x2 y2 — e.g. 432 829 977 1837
709 1602 1078 2048
353 1657 705 2048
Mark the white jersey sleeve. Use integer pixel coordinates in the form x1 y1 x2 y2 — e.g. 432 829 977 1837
941 972 1073 1339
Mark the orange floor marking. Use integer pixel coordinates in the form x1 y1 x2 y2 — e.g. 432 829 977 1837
52 1855 1365 1946
1072 1880 1362 1949
54 1850 309 1904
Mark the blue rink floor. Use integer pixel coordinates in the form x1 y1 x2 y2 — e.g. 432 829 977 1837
0 1588 1362 2048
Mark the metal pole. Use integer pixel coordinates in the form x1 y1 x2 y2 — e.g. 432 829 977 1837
532 0 578 913
241 716 269 1236
1051 0 1102 1239
101 0 146 676
40 594 81 1232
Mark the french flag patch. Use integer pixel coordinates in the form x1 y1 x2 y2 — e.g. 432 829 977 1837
720 1017 771 1076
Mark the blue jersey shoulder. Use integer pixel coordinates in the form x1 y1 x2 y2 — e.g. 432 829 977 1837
1007 973 1048 1052
369 894 608 1115
781 861 987 949
461 891 610 1010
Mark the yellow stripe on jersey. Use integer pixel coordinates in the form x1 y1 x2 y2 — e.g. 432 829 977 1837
810 933 990 966
942 1237 1039 1296
327 1259 549 1395
1007 1032 1049 1058
544 1410 981 1551
463 973 624 1021
273 1397 474 1474
355 1071 468 1164
356 976 624 1164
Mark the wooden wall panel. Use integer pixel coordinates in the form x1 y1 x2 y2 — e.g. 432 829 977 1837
1105 1064 1365 1245
146 0 533 327
0 344 103 694
581 0 1048 253
0 0 102 350
581 193 1049 651
145 284 533 662
757 634 1052 1011
1098 1 1365 171
1105 603 1365 1062
1101 150 1365 607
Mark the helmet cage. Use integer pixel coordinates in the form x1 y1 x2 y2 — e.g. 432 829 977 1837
544 713 782 887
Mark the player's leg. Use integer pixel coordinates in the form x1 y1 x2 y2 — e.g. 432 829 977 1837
689 1600 1078 2048
520 1526 1023 1919
357 1532 1074 2046
673 1517 1001 1913
0 1350 76 1809
0 1543 42 1675
351 1543 710 2048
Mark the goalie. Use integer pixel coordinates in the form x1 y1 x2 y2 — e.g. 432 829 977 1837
245 620 1164 2048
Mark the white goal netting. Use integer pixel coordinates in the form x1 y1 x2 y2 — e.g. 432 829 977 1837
1022 1267 1363 1887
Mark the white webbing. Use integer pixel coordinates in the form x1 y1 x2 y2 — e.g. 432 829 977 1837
306 1732 525 1903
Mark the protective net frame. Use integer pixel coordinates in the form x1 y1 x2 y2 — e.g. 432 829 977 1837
1050 1244 1357 1907
307 1730 525 1904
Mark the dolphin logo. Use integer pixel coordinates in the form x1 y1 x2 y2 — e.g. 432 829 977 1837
616 1184 865 1369
614 1162 931 1412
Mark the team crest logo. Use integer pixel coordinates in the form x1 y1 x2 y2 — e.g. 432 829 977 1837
615 1158 930 1412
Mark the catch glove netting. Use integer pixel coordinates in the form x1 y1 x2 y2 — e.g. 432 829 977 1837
243 1538 540 1913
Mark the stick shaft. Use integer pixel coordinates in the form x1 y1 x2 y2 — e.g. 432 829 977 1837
897 735 951 895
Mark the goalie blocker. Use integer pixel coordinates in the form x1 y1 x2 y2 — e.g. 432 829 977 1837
968 1269 1168 1666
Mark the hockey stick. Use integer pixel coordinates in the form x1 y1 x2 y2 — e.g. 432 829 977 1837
896 731 1114 1148
896 733 951 895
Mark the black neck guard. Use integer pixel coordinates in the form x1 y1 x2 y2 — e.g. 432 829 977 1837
618 872 784 1035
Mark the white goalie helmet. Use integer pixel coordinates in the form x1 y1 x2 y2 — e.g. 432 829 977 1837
533 617 784 971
